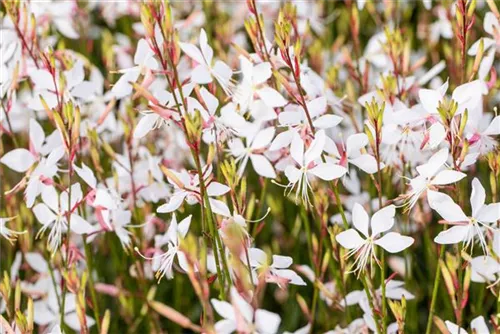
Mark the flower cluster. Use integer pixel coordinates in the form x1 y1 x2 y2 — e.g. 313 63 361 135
1 1 500 333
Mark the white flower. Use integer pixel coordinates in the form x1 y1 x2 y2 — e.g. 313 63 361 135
233 56 287 121
325 133 383 174
247 248 306 286
228 127 276 179
33 184 93 254
284 130 347 204
211 287 281 334
404 148 466 210
157 166 230 216
179 29 233 94
0 217 26 243
468 12 499 80
336 204 414 274
111 38 158 99
431 178 500 254
139 215 192 281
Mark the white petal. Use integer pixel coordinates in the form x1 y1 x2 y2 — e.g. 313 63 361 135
209 198 231 217
419 88 442 114
271 255 292 269
309 163 346 181
0 149 35 172
431 170 466 185
477 203 500 223
69 214 93 235
250 154 276 178
416 148 448 178
312 114 343 129
352 203 369 237
470 177 486 217
370 205 396 237
484 115 500 136
251 127 275 149
346 133 368 157
25 252 48 273
255 309 281 334
29 118 45 154
305 130 326 165
434 225 469 244
350 154 380 174
428 190 468 222
33 203 56 226
374 233 414 253
206 182 230 196
256 87 287 107
134 114 159 139
211 299 235 320
335 229 365 249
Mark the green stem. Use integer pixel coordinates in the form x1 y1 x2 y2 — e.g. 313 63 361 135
425 243 446 334
83 236 101 332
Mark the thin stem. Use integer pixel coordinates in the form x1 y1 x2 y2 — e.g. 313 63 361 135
83 236 101 332
425 242 446 334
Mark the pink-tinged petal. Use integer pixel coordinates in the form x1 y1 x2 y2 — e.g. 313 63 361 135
213 61 233 91
309 163 346 181
256 87 287 107
431 170 466 185
335 229 365 249
206 182 230 196
273 269 307 286
416 148 448 178
0 148 35 172
476 203 500 223
255 309 281 334
428 190 468 222
350 154 380 174
374 232 414 253
250 154 276 178
470 178 486 217
133 114 159 139
352 203 369 237
370 205 396 237
346 133 368 157
434 225 469 244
